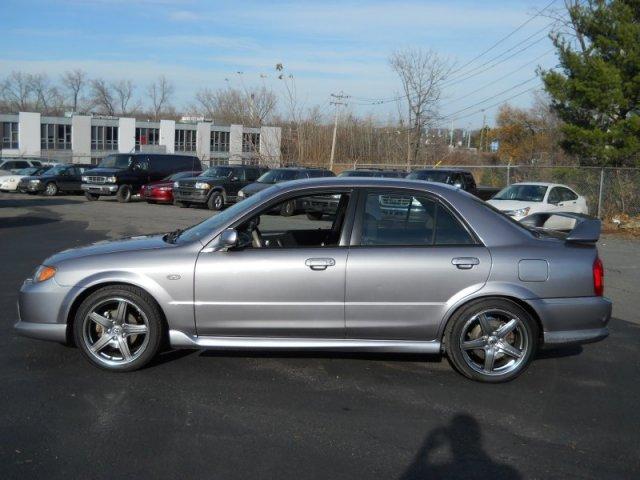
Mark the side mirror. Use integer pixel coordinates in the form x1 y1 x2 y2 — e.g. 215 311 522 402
215 228 238 251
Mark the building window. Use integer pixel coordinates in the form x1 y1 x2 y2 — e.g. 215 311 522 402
211 130 230 152
175 129 196 152
135 127 159 150
242 133 260 153
91 125 118 150
41 123 72 150
1 122 19 149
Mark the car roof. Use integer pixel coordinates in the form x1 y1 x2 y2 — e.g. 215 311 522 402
510 182 564 188
411 168 469 173
272 176 460 194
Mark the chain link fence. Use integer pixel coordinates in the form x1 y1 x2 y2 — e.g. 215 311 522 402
333 163 640 220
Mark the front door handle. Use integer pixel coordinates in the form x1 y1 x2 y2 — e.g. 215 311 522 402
452 257 480 269
305 258 336 271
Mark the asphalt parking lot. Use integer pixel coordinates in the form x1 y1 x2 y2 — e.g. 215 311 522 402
1 193 639 479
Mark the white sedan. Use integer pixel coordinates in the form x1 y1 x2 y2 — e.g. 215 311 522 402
488 182 588 227
0 167 43 192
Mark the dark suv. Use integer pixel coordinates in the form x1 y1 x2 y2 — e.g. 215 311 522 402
173 165 267 210
237 167 335 216
406 168 478 196
81 153 202 202
25 163 93 196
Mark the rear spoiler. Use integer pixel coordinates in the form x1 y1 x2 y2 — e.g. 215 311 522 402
520 212 601 243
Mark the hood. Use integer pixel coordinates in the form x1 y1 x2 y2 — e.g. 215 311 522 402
241 182 272 196
145 179 173 188
45 234 172 265
178 176 226 187
486 199 538 211
83 167 124 176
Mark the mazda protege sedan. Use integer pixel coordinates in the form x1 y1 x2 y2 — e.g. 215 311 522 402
14 178 611 382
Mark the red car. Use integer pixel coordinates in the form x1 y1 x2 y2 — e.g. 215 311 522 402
140 170 202 204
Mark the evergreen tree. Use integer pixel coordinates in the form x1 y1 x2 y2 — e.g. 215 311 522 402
540 0 640 166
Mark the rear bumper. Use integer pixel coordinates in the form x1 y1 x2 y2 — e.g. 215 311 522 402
526 296 612 347
82 183 118 195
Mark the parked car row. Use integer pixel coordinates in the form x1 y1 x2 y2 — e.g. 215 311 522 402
1 153 590 227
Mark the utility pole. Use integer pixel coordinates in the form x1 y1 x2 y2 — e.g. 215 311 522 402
479 111 487 152
329 92 349 171
467 124 471 149
449 120 454 147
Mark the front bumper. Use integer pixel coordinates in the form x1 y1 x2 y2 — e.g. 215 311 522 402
527 296 612 347
82 183 118 195
14 277 75 344
141 189 173 202
174 188 209 204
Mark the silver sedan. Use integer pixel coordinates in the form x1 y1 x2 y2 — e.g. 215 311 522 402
14 178 611 382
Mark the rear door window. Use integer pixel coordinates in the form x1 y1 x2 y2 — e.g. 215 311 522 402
358 191 474 246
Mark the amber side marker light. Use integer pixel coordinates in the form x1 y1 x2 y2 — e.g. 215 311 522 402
35 265 57 283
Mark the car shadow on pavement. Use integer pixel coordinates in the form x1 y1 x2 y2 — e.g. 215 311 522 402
535 345 583 360
198 349 443 364
0 216 60 229
0 197 81 208
400 414 522 480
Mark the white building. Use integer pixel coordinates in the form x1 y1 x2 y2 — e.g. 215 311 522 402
0 112 282 166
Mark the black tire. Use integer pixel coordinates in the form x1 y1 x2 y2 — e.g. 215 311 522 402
116 185 132 203
207 191 224 211
306 211 324 220
174 199 189 208
73 285 163 372
85 191 100 201
444 298 538 383
280 200 296 217
43 182 58 196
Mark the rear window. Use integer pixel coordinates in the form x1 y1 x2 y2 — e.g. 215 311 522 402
407 170 451 183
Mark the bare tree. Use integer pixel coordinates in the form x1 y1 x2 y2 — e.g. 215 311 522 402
90 78 116 115
61 69 87 112
147 75 174 120
389 48 453 168
0 71 36 111
31 74 63 115
192 86 276 125
112 79 136 115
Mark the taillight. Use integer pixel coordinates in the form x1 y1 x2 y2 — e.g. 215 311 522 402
593 257 604 296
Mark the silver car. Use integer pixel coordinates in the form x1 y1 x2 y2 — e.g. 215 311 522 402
14 178 611 382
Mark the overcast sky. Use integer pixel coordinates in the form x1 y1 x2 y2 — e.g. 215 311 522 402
1 0 559 127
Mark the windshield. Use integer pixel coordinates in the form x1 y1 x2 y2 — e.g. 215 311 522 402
493 184 547 202
200 166 233 178
407 170 451 183
17 167 38 175
163 171 200 181
257 169 302 184
42 165 69 176
98 154 133 169
177 187 275 244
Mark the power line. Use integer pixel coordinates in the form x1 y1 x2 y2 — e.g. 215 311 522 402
442 85 540 122
448 0 558 76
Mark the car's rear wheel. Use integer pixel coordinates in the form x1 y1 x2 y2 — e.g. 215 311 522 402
208 191 224 211
444 298 537 383
116 185 132 203
44 182 58 196
85 192 99 201
280 200 296 216
74 285 163 371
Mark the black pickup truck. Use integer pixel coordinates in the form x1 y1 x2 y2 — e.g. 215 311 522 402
407 168 499 200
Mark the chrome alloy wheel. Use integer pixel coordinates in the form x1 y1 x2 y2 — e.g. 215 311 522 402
82 297 150 367
459 309 529 377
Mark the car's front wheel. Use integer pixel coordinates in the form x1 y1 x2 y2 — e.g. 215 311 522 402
85 192 99 201
116 185 132 203
444 298 537 383
207 191 224 211
74 285 163 371
44 182 58 196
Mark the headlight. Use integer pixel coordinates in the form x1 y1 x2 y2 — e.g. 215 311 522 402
81 176 88 182
9 178 16 182
511 207 530 218
33 265 56 283
29 179 41 184
106 176 117 183
173 181 180 188
238 190 245 198
194 182 211 190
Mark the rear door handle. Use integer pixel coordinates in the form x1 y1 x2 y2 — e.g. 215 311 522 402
305 258 336 271
452 257 480 269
